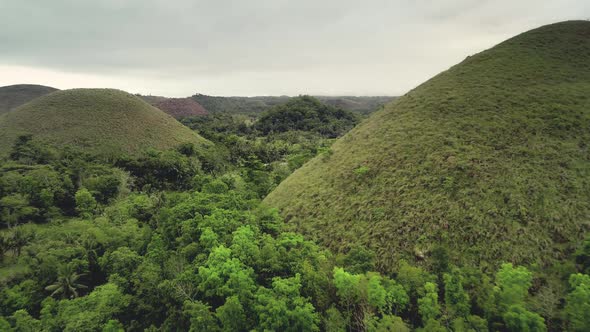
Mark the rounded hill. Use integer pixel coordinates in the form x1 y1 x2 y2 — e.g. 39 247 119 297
0 89 211 157
154 97 208 119
254 96 359 138
265 21 590 272
0 84 58 115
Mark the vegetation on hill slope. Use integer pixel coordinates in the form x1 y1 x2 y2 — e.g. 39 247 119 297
254 96 359 138
0 84 58 115
192 94 290 115
192 93 395 116
318 96 396 115
0 89 211 158
265 21 590 272
154 98 208 119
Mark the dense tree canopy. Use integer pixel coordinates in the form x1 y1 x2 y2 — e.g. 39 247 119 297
254 96 359 138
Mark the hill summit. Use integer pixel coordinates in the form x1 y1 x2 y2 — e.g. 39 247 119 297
0 84 58 115
265 21 590 271
0 89 210 157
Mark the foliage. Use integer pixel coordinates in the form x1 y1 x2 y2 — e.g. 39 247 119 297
565 273 590 331
418 282 440 324
254 96 359 138
45 263 87 299
74 188 96 219
191 93 394 116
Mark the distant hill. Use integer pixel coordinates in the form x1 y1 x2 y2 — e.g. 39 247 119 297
0 89 211 157
265 21 590 272
153 98 208 119
192 94 395 115
0 84 58 115
317 96 396 115
192 94 290 115
138 94 168 105
254 96 359 138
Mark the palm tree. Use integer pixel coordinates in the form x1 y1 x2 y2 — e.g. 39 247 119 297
45 264 87 299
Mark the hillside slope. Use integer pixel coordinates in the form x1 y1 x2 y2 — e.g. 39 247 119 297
265 21 590 272
0 84 58 115
0 89 211 157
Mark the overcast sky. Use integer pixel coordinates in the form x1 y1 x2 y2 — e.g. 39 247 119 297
0 0 588 97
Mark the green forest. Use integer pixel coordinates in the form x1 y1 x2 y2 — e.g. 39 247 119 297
1 20 590 332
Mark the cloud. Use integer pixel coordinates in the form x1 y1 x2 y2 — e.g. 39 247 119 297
0 0 588 96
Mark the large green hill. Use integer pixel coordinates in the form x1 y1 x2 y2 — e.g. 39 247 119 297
0 89 211 157
0 84 58 115
265 21 590 272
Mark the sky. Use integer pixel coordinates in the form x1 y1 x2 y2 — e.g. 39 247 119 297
0 0 588 97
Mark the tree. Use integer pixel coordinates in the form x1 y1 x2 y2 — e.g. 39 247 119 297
255 274 319 331
1 280 38 315
443 268 470 318
565 273 590 331
0 194 37 228
575 237 590 274
55 283 131 332
197 245 257 302
100 246 143 283
183 300 220 332
502 305 546 332
366 315 409 332
199 227 219 252
396 260 435 299
417 318 446 332
323 306 347 332
494 263 532 308
418 282 441 324
11 309 42 332
230 225 260 267
102 320 125 332
366 274 387 311
3 227 34 257
216 296 247 331
146 233 167 267
343 246 376 274
493 263 545 331
45 264 87 299
333 267 361 308
75 188 96 218
0 316 10 331
9 134 53 164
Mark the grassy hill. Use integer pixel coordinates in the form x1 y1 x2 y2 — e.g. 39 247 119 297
0 84 58 115
265 21 590 272
0 89 211 157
